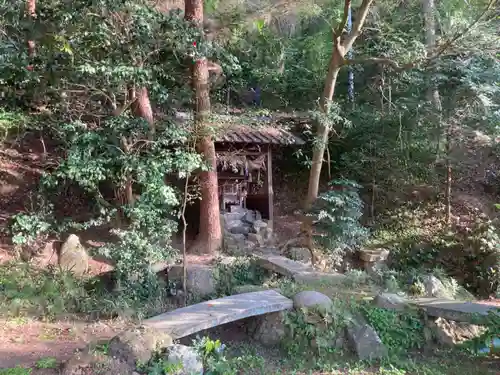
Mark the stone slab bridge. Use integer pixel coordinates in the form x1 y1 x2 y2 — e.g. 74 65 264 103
143 290 293 339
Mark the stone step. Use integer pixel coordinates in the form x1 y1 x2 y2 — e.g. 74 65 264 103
255 253 346 284
410 298 500 324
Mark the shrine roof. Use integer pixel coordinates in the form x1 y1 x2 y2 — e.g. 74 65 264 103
173 109 306 146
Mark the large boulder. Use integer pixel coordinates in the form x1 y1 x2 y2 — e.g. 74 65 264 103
62 351 133 375
165 345 203 375
373 293 407 311
58 234 89 276
426 317 487 346
293 291 332 311
169 264 216 298
108 326 173 368
346 318 388 360
248 311 286 346
422 275 451 298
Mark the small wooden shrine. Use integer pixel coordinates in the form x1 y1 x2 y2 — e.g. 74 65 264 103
214 124 305 230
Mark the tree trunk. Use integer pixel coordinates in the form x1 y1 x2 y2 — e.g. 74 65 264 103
422 0 442 155
26 0 36 57
186 0 222 254
445 124 452 225
304 46 343 209
131 86 155 135
304 0 374 209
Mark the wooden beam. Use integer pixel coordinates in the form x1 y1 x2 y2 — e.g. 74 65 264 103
267 146 273 231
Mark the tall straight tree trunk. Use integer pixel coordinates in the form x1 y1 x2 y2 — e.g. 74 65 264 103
304 0 374 209
26 0 35 57
185 0 222 254
422 0 442 151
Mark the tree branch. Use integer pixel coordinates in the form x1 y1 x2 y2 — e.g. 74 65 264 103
342 0 375 53
344 57 415 71
423 0 497 66
345 0 497 72
334 0 352 37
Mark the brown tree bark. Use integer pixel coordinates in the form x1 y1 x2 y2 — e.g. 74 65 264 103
304 0 374 209
26 0 36 57
185 0 222 254
131 86 155 133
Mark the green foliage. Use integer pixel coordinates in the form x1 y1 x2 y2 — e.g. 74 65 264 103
360 304 426 353
213 256 267 296
462 310 500 355
0 109 28 141
9 211 52 247
192 337 265 375
310 179 369 268
0 261 167 319
35 357 57 369
283 302 352 358
0 367 32 375
0 261 89 317
141 355 184 375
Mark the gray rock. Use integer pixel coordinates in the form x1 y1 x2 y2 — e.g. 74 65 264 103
373 293 407 311
58 234 89 276
165 345 203 375
225 219 244 230
427 317 487 346
247 233 263 246
108 326 173 368
346 319 388 360
293 291 332 310
244 240 257 250
287 247 312 263
230 225 251 235
248 311 286 346
263 228 274 242
422 275 451 298
256 211 262 221
253 220 268 233
169 265 216 298
243 210 256 224
224 211 246 222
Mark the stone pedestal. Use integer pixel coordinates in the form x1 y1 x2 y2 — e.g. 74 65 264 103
358 248 389 274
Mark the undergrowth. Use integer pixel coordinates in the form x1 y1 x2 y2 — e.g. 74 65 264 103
370 201 500 298
213 256 268 296
0 261 169 319
360 304 426 353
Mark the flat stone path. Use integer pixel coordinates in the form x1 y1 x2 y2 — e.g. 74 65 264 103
410 298 499 323
144 290 293 339
255 254 346 283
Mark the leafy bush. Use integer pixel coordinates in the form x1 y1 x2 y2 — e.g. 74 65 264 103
310 179 369 268
283 301 352 358
360 304 426 353
192 337 265 375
